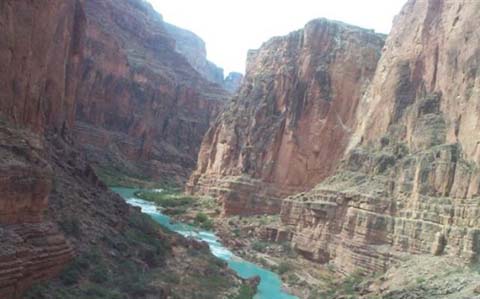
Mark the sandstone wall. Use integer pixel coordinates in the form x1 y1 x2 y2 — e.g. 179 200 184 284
165 22 225 85
271 0 480 275
0 0 85 296
0 0 85 132
187 19 385 215
73 0 229 182
0 127 74 299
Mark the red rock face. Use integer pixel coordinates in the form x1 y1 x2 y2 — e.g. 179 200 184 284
0 0 84 296
73 0 228 182
272 0 480 275
165 22 225 86
187 19 385 215
0 126 74 299
0 0 85 132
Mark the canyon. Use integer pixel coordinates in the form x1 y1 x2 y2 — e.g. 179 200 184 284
1 0 480 298
186 0 480 297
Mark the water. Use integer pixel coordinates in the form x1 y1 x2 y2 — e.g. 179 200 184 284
112 187 298 299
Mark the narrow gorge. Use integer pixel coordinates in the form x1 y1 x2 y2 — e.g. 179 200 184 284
1 0 479 298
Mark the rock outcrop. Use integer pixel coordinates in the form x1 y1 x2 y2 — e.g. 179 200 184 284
0 127 74 299
187 19 385 215
74 0 229 183
268 0 480 276
165 24 244 93
223 72 244 93
165 22 225 85
0 0 84 296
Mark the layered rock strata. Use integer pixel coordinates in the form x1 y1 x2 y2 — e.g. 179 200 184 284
0 127 75 299
269 0 480 275
187 19 385 215
0 0 83 296
74 0 229 183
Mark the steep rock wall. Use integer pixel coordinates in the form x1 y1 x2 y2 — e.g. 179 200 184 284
74 0 229 183
165 22 225 85
0 0 85 131
187 19 385 215
0 1 243 297
271 0 480 276
0 0 85 296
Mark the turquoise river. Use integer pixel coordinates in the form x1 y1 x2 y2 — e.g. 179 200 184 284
113 187 298 299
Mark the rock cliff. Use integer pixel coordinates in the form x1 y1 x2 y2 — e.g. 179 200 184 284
187 19 385 215
165 22 225 85
223 72 244 93
0 0 84 132
269 0 480 276
74 0 229 184
0 0 84 296
0 0 243 298
165 24 244 93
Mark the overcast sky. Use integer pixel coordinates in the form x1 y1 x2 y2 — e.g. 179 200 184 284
149 0 407 75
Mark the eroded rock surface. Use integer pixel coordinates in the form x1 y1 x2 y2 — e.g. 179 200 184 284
187 19 385 215
0 0 84 296
223 72 244 93
165 22 225 85
0 0 241 298
0 0 84 132
270 0 480 276
74 0 229 183
0 127 74 299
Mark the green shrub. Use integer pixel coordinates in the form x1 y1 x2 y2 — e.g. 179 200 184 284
193 212 214 230
415 277 426 284
90 264 110 283
342 271 363 294
251 241 268 253
58 217 81 237
277 262 293 275
232 284 256 299
59 250 98 285
134 190 194 207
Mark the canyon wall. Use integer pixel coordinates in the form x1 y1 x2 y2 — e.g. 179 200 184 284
223 72 244 93
74 0 229 183
269 0 480 276
187 19 385 215
0 0 84 131
0 0 84 296
0 1 241 298
165 24 244 93
165 22 225 85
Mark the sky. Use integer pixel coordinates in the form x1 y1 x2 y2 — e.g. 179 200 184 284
149 0 407 75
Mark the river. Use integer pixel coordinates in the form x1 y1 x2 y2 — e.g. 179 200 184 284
112 187 298 299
